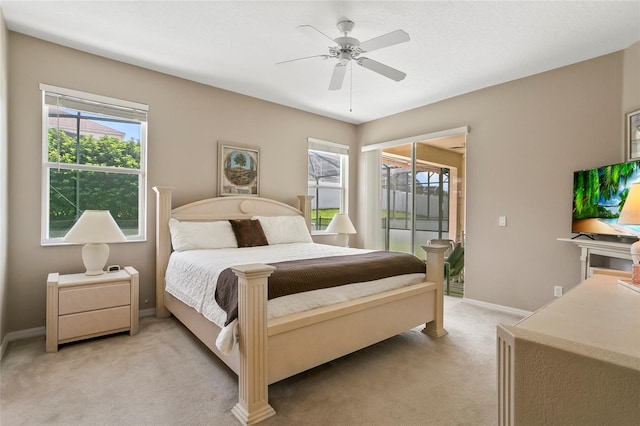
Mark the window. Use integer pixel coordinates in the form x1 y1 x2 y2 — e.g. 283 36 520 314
307 138 349 231
41 84 148 244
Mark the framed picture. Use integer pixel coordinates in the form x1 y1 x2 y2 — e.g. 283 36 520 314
627 108 640 160
218 141 260 196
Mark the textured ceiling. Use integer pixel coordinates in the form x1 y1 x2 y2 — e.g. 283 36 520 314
2 1 639 124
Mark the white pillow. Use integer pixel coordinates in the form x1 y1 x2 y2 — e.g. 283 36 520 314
168 218 238 251
252 215 313 245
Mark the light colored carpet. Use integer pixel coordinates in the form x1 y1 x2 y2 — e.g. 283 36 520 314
1 297 523 425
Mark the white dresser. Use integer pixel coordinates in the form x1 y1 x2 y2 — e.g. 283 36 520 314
497 271 640 425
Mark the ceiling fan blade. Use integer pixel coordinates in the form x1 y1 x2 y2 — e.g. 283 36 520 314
359 29 410 53
328 63 348 91
357 57 406 81
276 54 331 65
296 24 337 46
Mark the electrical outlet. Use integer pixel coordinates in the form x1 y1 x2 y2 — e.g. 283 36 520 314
554 286 563 297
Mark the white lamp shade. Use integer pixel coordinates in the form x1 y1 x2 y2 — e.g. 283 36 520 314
618 183 640 225
617 183 640 266
64 210 127 243
325 213 356 234
64 210 126 275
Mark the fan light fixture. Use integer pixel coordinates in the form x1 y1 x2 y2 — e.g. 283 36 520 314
277 19 410 91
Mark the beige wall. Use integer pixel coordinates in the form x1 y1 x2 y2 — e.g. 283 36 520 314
623 42 640 117
358 50 631 312
6 33 357 332
0 9 8 344
5 31 639 333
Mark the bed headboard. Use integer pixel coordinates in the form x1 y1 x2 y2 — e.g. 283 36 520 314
152 186 313 317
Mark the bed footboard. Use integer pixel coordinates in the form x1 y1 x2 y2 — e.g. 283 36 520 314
229 245 447 423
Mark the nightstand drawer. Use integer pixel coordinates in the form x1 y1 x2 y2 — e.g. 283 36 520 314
59 281 130 315
58 305 131 341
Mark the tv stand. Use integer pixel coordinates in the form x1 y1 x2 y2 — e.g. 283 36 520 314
558 238 631 280
571 233 595 240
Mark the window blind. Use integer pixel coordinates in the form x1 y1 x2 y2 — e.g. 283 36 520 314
41 83 148 122
308 137 349 155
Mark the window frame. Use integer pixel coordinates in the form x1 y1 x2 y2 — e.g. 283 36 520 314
307 138 349 232
40 84 148 245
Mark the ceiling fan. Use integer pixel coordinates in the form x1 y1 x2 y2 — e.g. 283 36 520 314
277 20 410 91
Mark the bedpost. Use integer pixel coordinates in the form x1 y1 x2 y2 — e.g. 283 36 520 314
153 186 174 319
231 264 277 425
423 244 448 337
297 195 314 231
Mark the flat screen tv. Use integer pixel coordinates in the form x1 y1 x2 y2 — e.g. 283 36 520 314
572 160 640 237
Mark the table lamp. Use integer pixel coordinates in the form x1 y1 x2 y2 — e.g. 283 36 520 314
64 210 127 275
616 182 640 283
326 213 356 247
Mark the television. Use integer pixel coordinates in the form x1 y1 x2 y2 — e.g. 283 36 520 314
572 159 640 237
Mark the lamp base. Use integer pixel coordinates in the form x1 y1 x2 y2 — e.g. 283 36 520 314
82 243 109 275
335 233 350 247
631 239 640 284
632 264 640 285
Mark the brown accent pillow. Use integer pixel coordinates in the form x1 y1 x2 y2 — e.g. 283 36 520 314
228 219 269 248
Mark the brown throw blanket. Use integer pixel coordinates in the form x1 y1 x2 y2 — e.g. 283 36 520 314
215 251 426 325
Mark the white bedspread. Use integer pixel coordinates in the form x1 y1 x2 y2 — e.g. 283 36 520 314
165 243 425 353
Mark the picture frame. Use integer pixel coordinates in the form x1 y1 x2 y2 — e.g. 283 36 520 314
627 108 640 161
218 141 260 196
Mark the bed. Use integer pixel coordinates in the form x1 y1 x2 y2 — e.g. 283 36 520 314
153 187 448 425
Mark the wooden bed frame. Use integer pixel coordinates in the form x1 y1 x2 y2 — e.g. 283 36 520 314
153 186 447 425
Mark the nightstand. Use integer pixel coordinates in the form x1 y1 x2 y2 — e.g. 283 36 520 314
46 266 139 352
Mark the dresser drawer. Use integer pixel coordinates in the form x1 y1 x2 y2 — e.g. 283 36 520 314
58 305 131 341
59 281 130 315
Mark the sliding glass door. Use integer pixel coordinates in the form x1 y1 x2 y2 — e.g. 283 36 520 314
381 147 450 255
361 127 466 255
382 159 413 252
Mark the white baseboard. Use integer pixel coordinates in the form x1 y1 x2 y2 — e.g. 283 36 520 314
139 307 156 318
1 309 159 360
1 326 46 359
462 297 532 318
